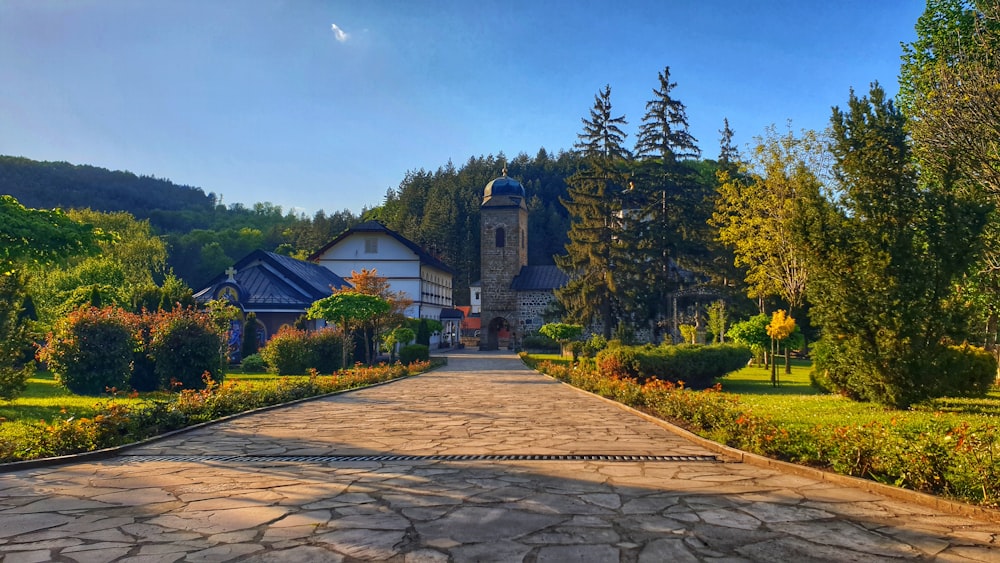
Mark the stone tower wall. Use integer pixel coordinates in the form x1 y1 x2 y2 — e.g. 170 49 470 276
480 204 528 329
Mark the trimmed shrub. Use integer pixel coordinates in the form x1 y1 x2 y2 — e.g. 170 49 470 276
521 331 559 351
41 307 135 395
931 343 997 398
149 309 225 390
400 344 429 365
260 326 310 375
307 328 348 373
812 340 997 407
595 345 641 379
242 312 260 359
595 343 751 388
259 327 351 374
416 319 431 346
241 353 266 373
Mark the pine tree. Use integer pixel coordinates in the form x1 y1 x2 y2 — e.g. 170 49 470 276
556 85 631 338
718 117 739 170
634 67 700 163
625 67 706 336
574 85 631 166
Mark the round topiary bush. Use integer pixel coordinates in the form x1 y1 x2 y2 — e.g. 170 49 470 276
399 344 429 365
259 326 310 375
149 309 224 390
41 307 134 395
307 328 349 373
241 353 266 373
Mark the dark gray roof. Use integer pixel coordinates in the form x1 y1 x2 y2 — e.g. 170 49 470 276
308 220 455 275
195 250 351 310
439 308 464 319
510 265 568 291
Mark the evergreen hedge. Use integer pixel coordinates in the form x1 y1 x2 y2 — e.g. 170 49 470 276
595 343 751 388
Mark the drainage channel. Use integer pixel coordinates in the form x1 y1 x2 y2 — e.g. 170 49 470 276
122 454 718 463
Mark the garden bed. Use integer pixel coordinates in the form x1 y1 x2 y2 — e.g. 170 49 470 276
525 353 1000 509
0 359 442 464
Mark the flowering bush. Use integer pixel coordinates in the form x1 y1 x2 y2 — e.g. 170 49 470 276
148 308 225 391
40 307 135 395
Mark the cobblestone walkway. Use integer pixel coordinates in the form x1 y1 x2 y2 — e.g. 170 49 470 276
1 351 997 562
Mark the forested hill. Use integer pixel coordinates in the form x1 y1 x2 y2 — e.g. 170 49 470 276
0 155 360 289
0 155 215 219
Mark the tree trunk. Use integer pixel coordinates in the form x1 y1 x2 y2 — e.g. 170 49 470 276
770 338 777 386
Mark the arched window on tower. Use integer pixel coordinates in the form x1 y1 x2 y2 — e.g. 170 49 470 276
496 227 505 248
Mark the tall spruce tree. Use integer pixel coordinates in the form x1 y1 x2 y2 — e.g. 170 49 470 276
634 67 700 162
626 68 706 336
556 85 630 338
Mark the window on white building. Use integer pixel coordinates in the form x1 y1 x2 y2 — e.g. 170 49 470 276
365 238 378 253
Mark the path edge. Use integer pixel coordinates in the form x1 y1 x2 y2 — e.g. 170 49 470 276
537 366 1000 525
0 365 440 473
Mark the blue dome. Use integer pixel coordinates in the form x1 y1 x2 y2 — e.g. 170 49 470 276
483 175 525 205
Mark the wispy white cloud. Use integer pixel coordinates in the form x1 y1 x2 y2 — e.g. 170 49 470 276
330 23 349 43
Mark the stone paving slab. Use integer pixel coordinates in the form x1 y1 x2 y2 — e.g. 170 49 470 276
0 350 998 562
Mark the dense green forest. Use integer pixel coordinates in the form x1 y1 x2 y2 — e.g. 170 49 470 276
0 156 359 289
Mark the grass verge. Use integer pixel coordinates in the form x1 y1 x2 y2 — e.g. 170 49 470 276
0 359 443 464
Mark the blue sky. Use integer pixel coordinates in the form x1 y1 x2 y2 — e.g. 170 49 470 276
0 1 925 216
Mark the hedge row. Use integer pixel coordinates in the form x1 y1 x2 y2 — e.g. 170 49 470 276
595 343 751 388
40 307 224 394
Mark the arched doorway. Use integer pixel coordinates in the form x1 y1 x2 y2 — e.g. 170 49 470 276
483 316 512 351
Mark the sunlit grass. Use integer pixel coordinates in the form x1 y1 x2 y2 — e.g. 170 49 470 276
718 359 1000 431
0 371 145 424
0 370 283 425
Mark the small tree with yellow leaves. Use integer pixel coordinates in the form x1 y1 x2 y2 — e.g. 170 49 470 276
766 309 797 386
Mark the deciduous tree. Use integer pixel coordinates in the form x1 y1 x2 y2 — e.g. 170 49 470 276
712 126 821 314
308 292 391 367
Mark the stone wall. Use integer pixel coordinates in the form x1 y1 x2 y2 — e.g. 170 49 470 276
517 290 556 333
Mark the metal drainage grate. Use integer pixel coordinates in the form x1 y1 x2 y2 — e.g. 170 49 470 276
123 454 718 463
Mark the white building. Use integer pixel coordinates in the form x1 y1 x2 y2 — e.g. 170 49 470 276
309 220 458 346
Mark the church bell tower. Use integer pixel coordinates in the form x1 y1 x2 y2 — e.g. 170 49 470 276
479 166 528 350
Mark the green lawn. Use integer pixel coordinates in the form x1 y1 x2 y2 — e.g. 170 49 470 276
718 359 1000 431
0 371 151 424
0 369 296 426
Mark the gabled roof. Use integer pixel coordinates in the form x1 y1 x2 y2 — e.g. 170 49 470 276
510 265 569 291
195 250 351 309
308 220 455 274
